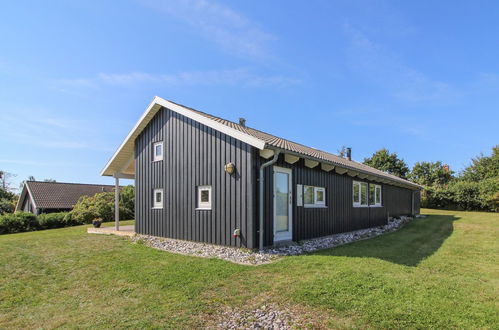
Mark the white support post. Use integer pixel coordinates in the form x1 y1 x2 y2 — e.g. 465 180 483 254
114 175 120 231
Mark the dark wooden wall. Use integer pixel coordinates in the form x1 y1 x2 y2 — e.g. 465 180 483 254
21 194 35 214
257 154 418 246
135 107 256 248
413 190 421 215
384 185 414 217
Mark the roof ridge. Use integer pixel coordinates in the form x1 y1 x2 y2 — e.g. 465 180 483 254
27 181 117 187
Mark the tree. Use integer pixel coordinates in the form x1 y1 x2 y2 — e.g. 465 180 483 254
65 185 135 224
363 149 409 178
337 146 348 158
461 146 499 182
409 161 454 186
0 171 17 192
0 171 17 214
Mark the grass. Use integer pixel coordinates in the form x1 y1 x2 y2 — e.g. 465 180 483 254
0 210 498 328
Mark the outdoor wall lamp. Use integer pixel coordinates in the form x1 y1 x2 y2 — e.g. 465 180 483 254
224 162 235 175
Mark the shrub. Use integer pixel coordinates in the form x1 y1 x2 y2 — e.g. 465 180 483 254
0 212 39 234
37 212 70 229
67 185 134 224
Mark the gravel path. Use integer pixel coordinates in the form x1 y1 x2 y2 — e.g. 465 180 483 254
216 304 294 329
132 216 416 265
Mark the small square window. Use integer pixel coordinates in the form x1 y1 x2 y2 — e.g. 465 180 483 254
353 182 360 204
197 186 212 210
315 187 325 205
353 181 368 207
153 141 163 162
303 186 314 205
303 185 326 207
153 189 163 209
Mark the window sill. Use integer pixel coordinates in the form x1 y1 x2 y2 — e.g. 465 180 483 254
304 205 327 208
353 205 369 208
196 207 212 211
370 205 383 208
152 159 163 163
152 207 163 209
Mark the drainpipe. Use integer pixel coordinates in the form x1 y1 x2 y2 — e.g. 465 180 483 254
259 150 280 251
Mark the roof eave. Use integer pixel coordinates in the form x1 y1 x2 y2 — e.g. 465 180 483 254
101 96 266 177
266 146 421 190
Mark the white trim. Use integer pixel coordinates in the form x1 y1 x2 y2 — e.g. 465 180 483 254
153 188 163 209
16 183 38 214
153 141 163 162
372 184 383 207
273 166 292 242
296 184 303 207
197 185 212 210
101 96 266 177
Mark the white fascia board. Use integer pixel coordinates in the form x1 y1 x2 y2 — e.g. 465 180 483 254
101 96 266 177
14 184 26 212
157 98 266 150
15 183 38 212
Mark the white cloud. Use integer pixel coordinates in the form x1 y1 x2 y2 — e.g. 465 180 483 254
57 68 299 89
138 0 275 60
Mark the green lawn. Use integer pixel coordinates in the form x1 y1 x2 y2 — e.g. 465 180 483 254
1 209 498 328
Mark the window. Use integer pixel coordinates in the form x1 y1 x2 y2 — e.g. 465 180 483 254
373 184 382 207
304 186 314 205
369 184 375 205
353 181 368 207
304 185 326 207
153 189 163 209
315 187 325 205
153 141 163 161
197 186 212 210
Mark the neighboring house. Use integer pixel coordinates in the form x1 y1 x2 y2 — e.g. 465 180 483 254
102 96 421 249
16 181 115 215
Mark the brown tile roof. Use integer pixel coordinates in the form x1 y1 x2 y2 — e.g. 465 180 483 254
26 181 116 210
168 100 420 189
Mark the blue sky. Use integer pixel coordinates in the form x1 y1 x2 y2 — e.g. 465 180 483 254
1 0 498 191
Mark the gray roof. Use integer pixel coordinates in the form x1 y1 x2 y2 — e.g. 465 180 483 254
23 181 115 210
101 96 420 189
169 100 420 189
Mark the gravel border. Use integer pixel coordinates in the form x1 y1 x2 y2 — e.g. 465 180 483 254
132 216 416 265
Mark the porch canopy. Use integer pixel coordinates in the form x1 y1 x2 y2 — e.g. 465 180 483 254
101 96 421 230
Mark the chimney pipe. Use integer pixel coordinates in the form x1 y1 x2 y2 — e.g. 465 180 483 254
239 118 246 127
346 147 352 161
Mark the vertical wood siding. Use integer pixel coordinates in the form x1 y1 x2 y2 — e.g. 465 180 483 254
135 107 256 248
257 154 417 246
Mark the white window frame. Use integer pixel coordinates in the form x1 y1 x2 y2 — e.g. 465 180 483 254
304 185 327 208
153 141 163 162
197 185 212 210
372 184 382 207
153 188 163 209
315 187 326 206
353 181 368 207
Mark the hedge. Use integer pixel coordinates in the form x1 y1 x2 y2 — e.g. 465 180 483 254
0 212 39 234
38 212 71 229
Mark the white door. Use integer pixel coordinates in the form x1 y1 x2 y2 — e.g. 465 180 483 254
273 166 292 242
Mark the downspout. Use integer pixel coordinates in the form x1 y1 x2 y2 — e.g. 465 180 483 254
259 150 280 251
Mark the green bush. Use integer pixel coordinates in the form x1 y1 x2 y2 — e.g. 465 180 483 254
0 212 39 234
67 185 134 224
37 212 70 229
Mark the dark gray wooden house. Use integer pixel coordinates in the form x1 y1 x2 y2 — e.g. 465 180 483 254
16 181 115 215
102 96 421 249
